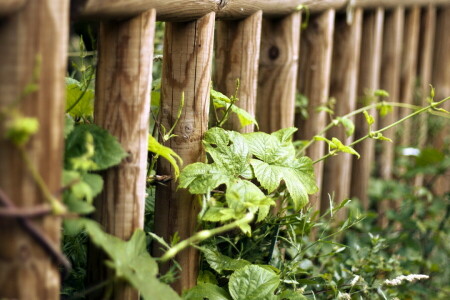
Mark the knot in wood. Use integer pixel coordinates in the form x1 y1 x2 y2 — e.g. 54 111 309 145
268 46 280 60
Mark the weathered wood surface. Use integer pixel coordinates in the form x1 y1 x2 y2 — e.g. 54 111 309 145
0 0 69 299
296 10 335 212
415 5 436 187
351 8 384 209
86 9 156 300
72 0 450 21
399 7 421 147
154 13 215 293
257 12 301 133
378 7 404 226
0 0 27 15
432 7 450 195
321 9 363 215
214 11 262 133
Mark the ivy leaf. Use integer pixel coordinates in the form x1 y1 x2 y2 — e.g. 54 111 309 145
81 220 180 300
336 117 355 137
202 247 251 274
183 283 231 300
228 265 280 300
148 135 183 178
65 124 128 171
65 78 94 118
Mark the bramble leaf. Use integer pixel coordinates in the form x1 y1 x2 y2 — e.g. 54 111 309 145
148 135 183 178
229 265 280 300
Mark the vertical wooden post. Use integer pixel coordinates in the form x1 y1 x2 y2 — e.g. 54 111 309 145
215 11 262 133
415 5 436 187
296 10 335 212
257 12 302 133
432 7 450 195
0 0 69 299
351 8 384 209
399 7 421 147
378 7 404 225
321 9 363 215
154 13 215 293
88 10 156 300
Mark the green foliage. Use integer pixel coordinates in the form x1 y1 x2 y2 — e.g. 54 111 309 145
148 135 183 178
4 113 39 146
65 77 95 118
65 124 128 171
314 136 360 159
228 265 280 300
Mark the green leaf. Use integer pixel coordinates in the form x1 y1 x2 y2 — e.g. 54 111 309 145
330 138 360 159
202 247 251 274
65 78 94 118
211 89 232 103
374 89 389 98
213 98 259 129
148 135 183 178
179 163 231 194
378 102 393 117
363 110 375 126
228 265 280 300
277 290 307 300
183 283 231 300
336 117 355 137
197 270 219 285
65 124 128 171
64 115 75 138
81 220 181 300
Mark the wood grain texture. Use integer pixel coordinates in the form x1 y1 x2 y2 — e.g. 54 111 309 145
154 13 215 293
296 10 335 212
378 7 404 180
0 0 27 15
415 5 436 187
399 7 421 147
72 0 450 21
214 11 262 133
321 9 363 216
87 10 156 300
257 12 301 133
350 8 384 209
432 7 450 195
0 0 69 299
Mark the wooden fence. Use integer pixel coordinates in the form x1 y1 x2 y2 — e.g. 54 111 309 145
0 0 449 299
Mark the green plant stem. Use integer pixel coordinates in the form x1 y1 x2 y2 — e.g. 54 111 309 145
160 212 254 262
18 146 66 214
312 97 450 165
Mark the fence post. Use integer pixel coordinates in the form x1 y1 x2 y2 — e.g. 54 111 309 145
378 7 404 225
154 13 215 293
432 7 450 195
257 12 302 133
415 5 436 187
296 10 335 212
87 10 156 300
215 11 262 133
351 8 384 209
321 9 363 217
399 7 421 147
0 0 69 298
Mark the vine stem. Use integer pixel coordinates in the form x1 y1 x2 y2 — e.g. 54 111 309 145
160 212 254 262
312 96 450 164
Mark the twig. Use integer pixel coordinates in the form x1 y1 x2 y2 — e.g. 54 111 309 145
0 204 52 218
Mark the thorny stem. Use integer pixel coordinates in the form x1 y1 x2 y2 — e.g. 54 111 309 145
160 212 254 262
312 96 450 165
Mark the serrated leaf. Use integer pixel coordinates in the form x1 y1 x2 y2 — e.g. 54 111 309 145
65 124 128 171
183 283 231 300
228 265 280 300
79 219 181 300
336 117 355 137
202 247 251 274
65 78 94 118
148 135 183 178
179 163 231 194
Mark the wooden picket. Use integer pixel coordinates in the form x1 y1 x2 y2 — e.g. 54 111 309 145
1 0 450 299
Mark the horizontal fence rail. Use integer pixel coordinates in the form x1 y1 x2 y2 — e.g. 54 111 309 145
1 0 450 299
72 0 450 20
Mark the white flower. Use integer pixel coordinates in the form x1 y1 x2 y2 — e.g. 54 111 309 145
338 292 351 300
350 275 360 286
384 274 429 286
